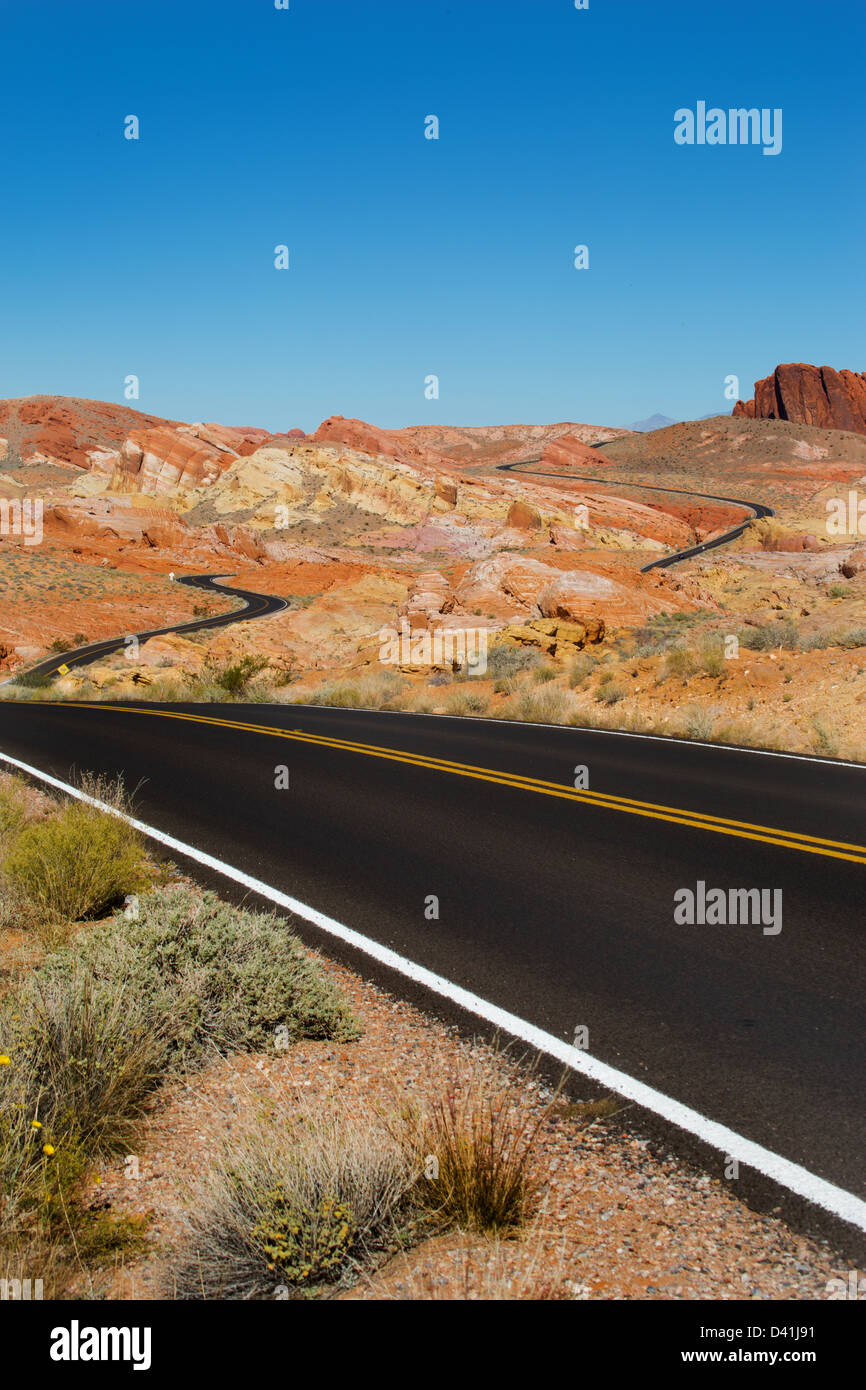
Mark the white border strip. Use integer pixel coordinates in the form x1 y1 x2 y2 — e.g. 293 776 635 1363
289 704 866 772
2 745 865 1236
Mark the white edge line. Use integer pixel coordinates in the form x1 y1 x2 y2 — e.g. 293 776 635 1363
2 745 865 1237
287 704 866 772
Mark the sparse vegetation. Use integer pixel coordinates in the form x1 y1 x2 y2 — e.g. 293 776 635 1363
168 1111 415 1299
0 771 362 1297
660 648 698 682
2 776 149 926
408 1064 545 1236
446 687 489 716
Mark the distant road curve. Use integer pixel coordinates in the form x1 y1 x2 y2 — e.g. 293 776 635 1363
498 455 774 570
19 574 288 683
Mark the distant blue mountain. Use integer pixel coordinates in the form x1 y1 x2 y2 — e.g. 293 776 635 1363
627 413 679 432
626 411 729 432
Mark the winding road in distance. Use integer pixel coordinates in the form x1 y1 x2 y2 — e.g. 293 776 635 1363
496 454 774 570
17 452 771 684
16 574 288 683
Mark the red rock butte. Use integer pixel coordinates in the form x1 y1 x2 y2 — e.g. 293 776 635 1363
734 363 866 436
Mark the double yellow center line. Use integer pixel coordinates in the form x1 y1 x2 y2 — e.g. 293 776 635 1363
45 701 866 865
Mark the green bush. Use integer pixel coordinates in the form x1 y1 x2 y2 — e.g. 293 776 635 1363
531 665 557 685
13 671 51 690
50 888 360 1067
0 782 29 846
202 654 269 698
0 887 360 1227
3 798 149 923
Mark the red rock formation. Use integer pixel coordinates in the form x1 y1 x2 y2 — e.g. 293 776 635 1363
733 364 866 435
309 416 452 469
0 397 268 493
540 432 613 469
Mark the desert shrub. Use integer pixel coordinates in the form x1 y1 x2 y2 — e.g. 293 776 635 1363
700 650 726 678
828 583 849 599
12 671 51 690
695 635 727 678
201 654 270 698
566 651 600 686
445 688 489 716
810 715 839 757
511 687 574 724
681 704 720 740
660 648 698 681
631 628 676 658
169 1112 415 1299
2 972 172 1159
835 627 866 650
305 681 362 708
485 645 542 681
798 631 835 651
0 782 29 848
49 888 360 1069
3 788 149 924
0 888 359 1286
738 620 799 652
595 681 626 706
530 664 557 685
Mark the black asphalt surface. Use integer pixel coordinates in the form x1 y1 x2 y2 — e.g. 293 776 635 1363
1 698 865 1249
18 574 287 682
497 456 774 569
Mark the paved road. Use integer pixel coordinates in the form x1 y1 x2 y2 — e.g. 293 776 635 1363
1 698 864 1250
497 456 774 569
17 574 287 682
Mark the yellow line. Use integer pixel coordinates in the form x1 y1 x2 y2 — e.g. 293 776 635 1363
41 701 866 866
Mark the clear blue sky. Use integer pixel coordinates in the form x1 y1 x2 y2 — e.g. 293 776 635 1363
0 0 862 432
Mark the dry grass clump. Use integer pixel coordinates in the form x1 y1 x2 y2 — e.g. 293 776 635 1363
567 650 601 688
299 672 407 711
406 1062 547 1236
445 686 490 716
506 685 576 725
167 1050 549 1299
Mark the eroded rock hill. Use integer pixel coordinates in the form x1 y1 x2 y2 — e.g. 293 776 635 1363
734 363 866 435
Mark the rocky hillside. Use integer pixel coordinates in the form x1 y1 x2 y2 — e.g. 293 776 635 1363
5 393 866 709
